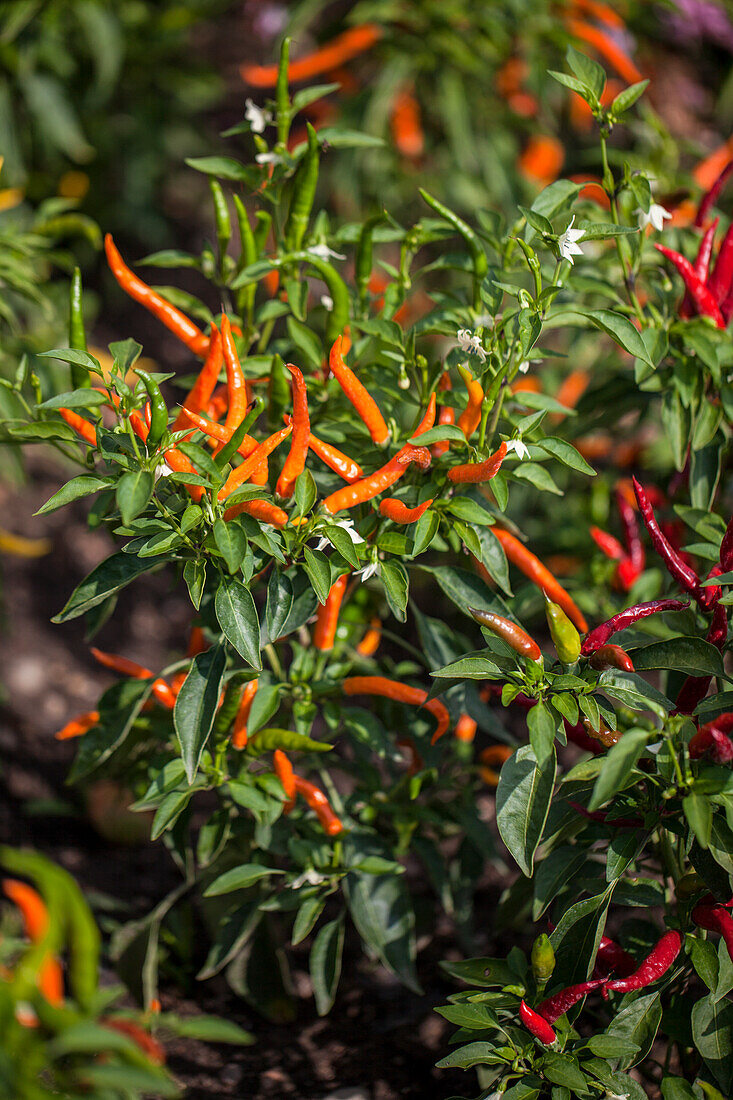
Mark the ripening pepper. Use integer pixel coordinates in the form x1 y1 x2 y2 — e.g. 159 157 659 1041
545 598 581 663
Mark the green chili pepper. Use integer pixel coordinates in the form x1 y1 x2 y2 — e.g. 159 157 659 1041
216 395 264 468
545 598 581 664
531 933 555 985
515 237 542 301
355 212 385 309
281 251 349 344
276 37 291 148
209 179 231 268
254 210 272 254
69 267 90 388
284 123 319 253
135 369 168 448
233 194 257 321
268 353 290 432
419 189 488 310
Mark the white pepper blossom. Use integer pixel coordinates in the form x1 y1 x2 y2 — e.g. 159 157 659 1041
558 215 585 265
456 328 487 363
308 243 346 261
504 438 530 460
315 518 365 552
245 98 272 134
255 151 285 166
636 203 672 231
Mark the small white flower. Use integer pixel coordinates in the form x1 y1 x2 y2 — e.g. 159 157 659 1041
505 438 530 460
245 98 272 134
291 868 326 889
255 151 285 166
518 360 530 374
308 243 346 261
558 215 585 265
355 555 380 582
636 203 671 232
154 462 173 481
604 1093 629 1100
315 518 365 552
320 294 334 312
456 328 487 363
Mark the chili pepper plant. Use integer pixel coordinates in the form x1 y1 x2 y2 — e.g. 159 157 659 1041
4 42 733 1094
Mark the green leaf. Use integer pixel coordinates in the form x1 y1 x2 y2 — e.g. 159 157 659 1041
215 575 262 670
606 991 663 1070
588 727 650 811
292 895 326 946
416 565 509 619
185 155 251 180
630 637 725 678
116 470 153 526
611 80 649 116
345 866 420 993
684 791 713 849
204 864 284 896
39 389 107 410
381 560 409 622
542 1053 588 1093
580 309 654 367
496 745 556 876
174 645 227 783
265 570 293 644
53 552 157 622
303 546 332 604
692 994 733 1093
35 475 110 515
536 436 596 476
408 424 466 446
166 1015 254 1044
320 524 360 569
310 915 345 1015
213 517 247 574
436 1042 498 1070
550 887 614 986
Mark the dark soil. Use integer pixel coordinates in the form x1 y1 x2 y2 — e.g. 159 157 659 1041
0 457 493 1099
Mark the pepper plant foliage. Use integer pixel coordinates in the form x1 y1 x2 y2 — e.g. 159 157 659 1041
5 44 733 1090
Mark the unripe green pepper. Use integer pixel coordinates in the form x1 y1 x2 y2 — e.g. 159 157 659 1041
545 598 581 663
531 933 555 984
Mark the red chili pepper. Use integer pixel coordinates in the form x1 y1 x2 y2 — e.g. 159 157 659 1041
292 775 343 835
105 234 209 357
654 243 726 327
273 748 296 810
321 445 430 515
223 499 288 527
58 408 97 446
493 528 588 633
563 718 605 755
680 219 720 319
276 364 310 499
90 647 176 709
232 679 258 749
218 425 292 500
378 497 433 523
469 607 542 662
537 979 604 1024
343 675 451 743
172 324 223 431
581 598 688 655
448 441 507 483
636 482 708 604
594 936 637 979
456 366 484 440
696 160 733 226
707 223 733 306
589 644 635 673
101 1019 166 1065
329 335 390 445
615 487 645 573
54 709 100 740
603 930 682 997
692 903 733 962
519 999 556 1045
313 574 348 651
689 721 733 763
306 430 363 482
590 526 625 561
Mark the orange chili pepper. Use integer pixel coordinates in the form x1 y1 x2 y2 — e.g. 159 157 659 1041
570 0 626 29
456 366 484 439
306 430 364 482
329 335 390 445
223 499 289 527
565 18 643 84
292 775 343 835
432 373 455 458
321 444 431 515
448 441 507 484
555 369 590 416
171 627 209 694
479 744 514 786
101 1019 165 1065
107 390 150 443
567 174 611 210
232 679 258 749
496 57 528 98
518 135 565 187
59 408 96 446
3 880 64 1007
390 86 424 159
273 748 296 810
276 364 310 499
454 714 477 742
161 446 204 503
206 383 229 422
511 377 542 396
356 617 381 657
172 324 223 431
54 709 100 741
180 406 258 454
90 647 177 709
412 392 437 437
218 425 292 500
693 137 733 190
343 676 451 743
105 234 209 358
241 24 382 86
220 314 249 439
470 607 543 662
379 497 433 523
313 574 349 651
492 528 588 633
